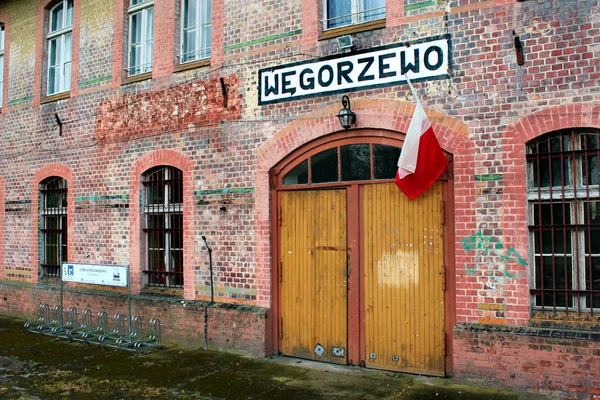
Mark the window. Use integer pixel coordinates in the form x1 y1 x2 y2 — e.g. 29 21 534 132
128 0 154 76
283 143 400 186
324 0 385 30
0 24 4 106
47 0 73 95
39 177 68 278
142 166 183 288
527 129 600 314
180 0 212 64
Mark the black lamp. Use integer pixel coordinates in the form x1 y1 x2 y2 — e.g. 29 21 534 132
337 95 356 130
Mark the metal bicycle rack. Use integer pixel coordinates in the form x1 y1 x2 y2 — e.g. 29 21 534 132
24 263 162 352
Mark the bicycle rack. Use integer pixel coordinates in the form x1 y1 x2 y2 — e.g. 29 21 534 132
24 264 162 352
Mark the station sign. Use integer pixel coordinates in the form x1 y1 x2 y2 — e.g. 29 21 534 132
61 263 128 288
258 35 451 105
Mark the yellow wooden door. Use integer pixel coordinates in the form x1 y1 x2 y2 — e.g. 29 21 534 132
363 182 445 376
280 189 348 364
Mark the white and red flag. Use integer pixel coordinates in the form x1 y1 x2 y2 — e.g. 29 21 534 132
395 77 448 200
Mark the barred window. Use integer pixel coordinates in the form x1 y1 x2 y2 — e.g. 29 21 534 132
39 177 68 278
527 129 600 314
142 166 183 288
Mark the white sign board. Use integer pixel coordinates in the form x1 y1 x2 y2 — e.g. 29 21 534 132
258 35 451 104
61 263 128 288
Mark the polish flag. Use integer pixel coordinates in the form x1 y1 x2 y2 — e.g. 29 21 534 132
395 79 448 200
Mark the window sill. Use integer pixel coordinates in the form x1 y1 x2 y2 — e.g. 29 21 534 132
174 58 210 73
319 19 386 41
530 310 600 330
122 72 152 85
140 286 183 298
41 92 70 104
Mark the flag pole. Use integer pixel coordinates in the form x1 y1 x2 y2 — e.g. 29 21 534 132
403 74 420 104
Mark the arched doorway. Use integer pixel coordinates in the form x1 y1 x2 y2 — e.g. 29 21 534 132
270 129 454 376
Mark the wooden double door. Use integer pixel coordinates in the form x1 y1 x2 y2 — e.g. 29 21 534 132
278 182 446 375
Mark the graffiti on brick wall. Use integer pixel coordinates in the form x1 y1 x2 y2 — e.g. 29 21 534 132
460 231 526 278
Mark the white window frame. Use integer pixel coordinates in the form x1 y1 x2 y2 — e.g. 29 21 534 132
47 0 73 96
0 24 5 106
180 0 212 64
322 0 385 31
127 0 154 77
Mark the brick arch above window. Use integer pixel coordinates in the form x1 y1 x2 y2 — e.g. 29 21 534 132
30 164 75 283
33 0 81 104
129 150 195 299
500 104 600 323
503 104 600 248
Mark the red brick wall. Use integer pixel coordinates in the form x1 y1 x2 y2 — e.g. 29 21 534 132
0 281 268 356
454 325 600 399
0 0 599 397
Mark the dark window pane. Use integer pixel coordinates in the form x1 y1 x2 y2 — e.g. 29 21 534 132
536 230 571 255
170 169 183 204
341 144 370 181
530 157 570 188
373 144 401 180
582 155 598 186
311 148 338 184
283 160 308 186
535 255 573 308
585 257 600 309
584 202 600 225
530 134 569 154
584 230 600 255
533 203 571 225
581 132 599 150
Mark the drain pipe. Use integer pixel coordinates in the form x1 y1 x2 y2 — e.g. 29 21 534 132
202 236 214 350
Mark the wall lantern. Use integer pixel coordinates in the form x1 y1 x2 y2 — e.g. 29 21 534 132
337 95 356 130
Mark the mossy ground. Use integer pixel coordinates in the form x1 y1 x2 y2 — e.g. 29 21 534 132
0 315 544 399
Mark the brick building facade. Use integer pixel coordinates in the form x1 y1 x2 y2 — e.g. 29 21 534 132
0 0 598 398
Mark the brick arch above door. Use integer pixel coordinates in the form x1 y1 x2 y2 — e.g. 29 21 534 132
253 98 474 308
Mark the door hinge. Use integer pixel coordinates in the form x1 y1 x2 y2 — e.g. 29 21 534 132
279 318 283 340
442 334 447 357
278 205 282 227
442 264 447 292
440 200 446 225
279 261 282 283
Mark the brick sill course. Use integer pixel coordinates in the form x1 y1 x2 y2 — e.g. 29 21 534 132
455 322 600 342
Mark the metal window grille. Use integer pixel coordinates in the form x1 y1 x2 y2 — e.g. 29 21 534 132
142 166 183 288
527 129 600 314
39 177 68 279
